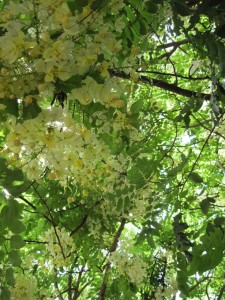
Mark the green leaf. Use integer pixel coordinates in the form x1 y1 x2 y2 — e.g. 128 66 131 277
125 6 136 22
189 228 225 275
0 250 4 260
10 235 26 249
217 41 225 76
183 112 190 128
139 19 148 35
200 198 210 215
116 198 123 211
0 158 29 196
206 222 215 235
67 0 88 13
144 1 158 14
177 270 189 296
189 172 203 183
0 287 10 300
123 196 130 209
5 268 15 286
214 216 225 226
23 100 42 120
100 133 124 155
0 99 18 117
9 220 26 234
127 0 138 8
130 100 143 113
0 200 21 227
172 0 192 16
0 234 6 245
168 161 185 176
8 250 22 266
206 39 218 59
127 165 145 188
32 264 38 275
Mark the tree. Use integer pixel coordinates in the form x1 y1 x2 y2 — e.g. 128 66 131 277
0 0 225 299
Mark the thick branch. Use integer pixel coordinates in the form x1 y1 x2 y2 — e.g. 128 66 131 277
137 70 210 81
110 70 210 100
157 39 189 49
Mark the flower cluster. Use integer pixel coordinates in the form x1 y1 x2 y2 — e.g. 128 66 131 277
5 108 127 190
10 274 37 300
0 0 136 108
44 226 75 268
109 240 147 284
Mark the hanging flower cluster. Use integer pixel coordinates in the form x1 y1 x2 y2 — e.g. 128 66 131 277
0 0 138 108
10 274 37 300
109 240 148 284
4 108 130 190
44 226 75 268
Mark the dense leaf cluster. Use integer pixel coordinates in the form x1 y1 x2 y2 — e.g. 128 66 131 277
0 0 225 299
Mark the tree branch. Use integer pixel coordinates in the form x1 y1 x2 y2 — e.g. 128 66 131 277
137 69 210 81
24 239 47 244
70 200 101 236
99 218 126 300
110 70 210 100
70 214 88 237
54 267 64 300
189 276 210 292
19 196 36 210
32 183 66 259
72 263 86 300
68 255 79 300
217 283 225 300
157 39 189 49
180 114 224 191
19 195 52 223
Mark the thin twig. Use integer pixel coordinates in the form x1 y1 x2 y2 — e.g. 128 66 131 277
54 268 64 300
31 183 66 259
99 218 126 300
72 263 86 300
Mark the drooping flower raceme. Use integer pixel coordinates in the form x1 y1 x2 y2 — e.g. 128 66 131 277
109 240 148 284
44 226 75 268
4 108 128 191
10 274 37 300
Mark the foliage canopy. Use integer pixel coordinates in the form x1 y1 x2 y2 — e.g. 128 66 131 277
1 0 225 299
